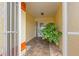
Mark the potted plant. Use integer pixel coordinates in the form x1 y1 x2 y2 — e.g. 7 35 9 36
40 23 62 46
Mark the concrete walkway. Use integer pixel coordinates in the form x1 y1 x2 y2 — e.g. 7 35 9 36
26 37 62 56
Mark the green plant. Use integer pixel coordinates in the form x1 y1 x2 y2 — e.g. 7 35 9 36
40 23 62 45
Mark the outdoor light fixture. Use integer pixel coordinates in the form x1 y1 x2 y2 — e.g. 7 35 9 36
41 12 44 15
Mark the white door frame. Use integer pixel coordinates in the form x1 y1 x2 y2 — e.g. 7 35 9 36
62 2 68 56
4 2 7 56
18 2 21 56
18 2 68 56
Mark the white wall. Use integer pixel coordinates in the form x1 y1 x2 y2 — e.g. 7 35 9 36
26 14 36 42
35 17 55 25
21 10 27 43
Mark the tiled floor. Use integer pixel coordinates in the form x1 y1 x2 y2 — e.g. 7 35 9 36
26 37 62 56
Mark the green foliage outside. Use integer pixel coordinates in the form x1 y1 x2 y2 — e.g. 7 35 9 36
40 23 62 45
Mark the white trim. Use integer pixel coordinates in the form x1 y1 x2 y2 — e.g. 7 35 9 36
62 2 67 56
4 2 7 56
18 2 21 56
68 32 79 35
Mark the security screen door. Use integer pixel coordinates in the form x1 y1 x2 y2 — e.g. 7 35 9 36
4 2 19 56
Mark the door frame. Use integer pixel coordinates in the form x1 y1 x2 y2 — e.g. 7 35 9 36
3 2 68 56
18 2 21 56
3 2 7 56
62 2 67 56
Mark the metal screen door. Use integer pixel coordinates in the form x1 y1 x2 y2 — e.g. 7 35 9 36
4 2 19 56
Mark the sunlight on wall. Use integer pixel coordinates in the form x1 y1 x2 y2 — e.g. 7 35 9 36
21 10 26 44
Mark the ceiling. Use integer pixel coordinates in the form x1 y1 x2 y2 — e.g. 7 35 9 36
26 2 58 18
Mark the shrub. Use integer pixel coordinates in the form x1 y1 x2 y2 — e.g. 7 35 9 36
40 23 62 45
